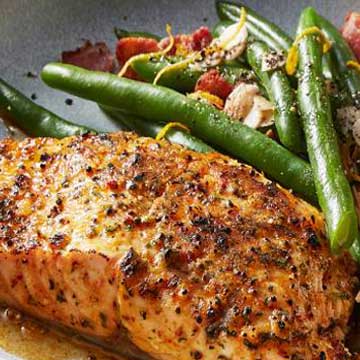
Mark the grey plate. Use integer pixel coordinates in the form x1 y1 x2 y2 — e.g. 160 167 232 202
0 0 358 359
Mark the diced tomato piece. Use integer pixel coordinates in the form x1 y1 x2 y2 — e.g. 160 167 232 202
159 26 212 56
116 37 159 65
195 69 234 100
62 41 114 72
341 12 360 61
116 37 159 79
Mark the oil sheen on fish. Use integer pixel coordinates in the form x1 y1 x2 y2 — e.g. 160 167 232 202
0 132 357 360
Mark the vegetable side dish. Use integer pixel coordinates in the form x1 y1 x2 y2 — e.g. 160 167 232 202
0 2 360 359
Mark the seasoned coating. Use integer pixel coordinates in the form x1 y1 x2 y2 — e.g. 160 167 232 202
0 132 357 360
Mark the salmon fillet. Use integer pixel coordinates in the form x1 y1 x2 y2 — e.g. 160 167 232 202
0 131 357 360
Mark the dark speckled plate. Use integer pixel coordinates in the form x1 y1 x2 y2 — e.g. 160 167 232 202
0 0 359 359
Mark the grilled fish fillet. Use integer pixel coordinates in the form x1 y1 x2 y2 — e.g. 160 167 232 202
0 131 357 360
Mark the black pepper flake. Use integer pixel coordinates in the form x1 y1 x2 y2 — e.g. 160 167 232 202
26 71 37 78
175 306 181 314
40 153 50 162
191 350 203 359
206 307 216 318
30 93 37 100
290 217 300 225
233 306 240 316
307 233 320 248
65 98 73 106
242 306 252 316
133 172 145 182
49 279 55 290
49 233 67 247
215 235 228 250
106 207 116 216
319 351 326 360
278 320 286 329
191 216 209 227
129 153 141 165
206 323 220 338
229 329 237 336
56 290 67 303
140 310 147 320
264 295 277 305
80 319 91 328
99 312 107 327
195 314 202 324
126 180 137 190
243 338 257 349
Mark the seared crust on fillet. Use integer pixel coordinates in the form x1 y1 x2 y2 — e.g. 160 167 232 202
0 132 357 359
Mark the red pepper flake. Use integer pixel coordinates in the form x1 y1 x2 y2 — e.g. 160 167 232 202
107 180 118 190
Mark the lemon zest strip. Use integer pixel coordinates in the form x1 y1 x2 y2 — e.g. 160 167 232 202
156 122 190 141
285 26 332 76
219 7 247 49
188 91 224 109
153 53 199 84
118 24 174 77
347 60 360 72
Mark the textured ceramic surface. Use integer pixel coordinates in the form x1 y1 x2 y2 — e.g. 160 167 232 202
0 0 357 358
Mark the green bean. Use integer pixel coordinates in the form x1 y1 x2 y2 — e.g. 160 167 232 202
114 28 160 41
41 63 317 203
315 12 360 108
131 57 250 93
246 42 305 153
350 234 360 262
101 106 214 153
296 7 358 252
0 77 93 138
216 1 292 52
131 56 202 92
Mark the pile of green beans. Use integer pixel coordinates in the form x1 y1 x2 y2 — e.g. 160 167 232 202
41 63 317 203
246 42 305 153
296 7 358 252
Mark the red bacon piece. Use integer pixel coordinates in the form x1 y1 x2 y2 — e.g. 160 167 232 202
62 41 114 72
341 12 360 61
195 69 234 100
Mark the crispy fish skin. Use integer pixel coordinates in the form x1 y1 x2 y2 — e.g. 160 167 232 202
0 132 357 360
